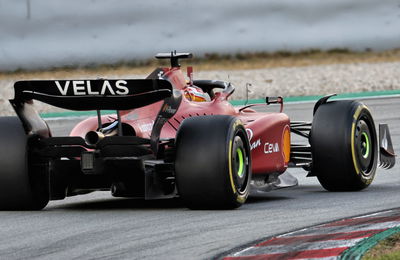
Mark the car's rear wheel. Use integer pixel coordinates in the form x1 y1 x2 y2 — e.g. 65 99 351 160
310 100 378 191
175 115 251 209
0 117 49 210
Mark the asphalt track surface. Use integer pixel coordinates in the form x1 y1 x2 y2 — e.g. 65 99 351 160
0 97 399 260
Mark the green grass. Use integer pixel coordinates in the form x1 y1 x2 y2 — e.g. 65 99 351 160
363 233 400 260
364 251 400 260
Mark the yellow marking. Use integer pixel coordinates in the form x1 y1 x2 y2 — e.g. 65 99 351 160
231 120 247 201
351 105 363 174
353 104 367 120
233 119 242 129
228 140 237 194
362 104 371 114
237 194 246 203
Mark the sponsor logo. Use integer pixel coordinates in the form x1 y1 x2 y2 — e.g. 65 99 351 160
124 112 139 121
246 128 253 140
264 142 280 154
139 121 154 132
161 104 176 114
246 128 261 150
55 80 129 96
250 139 261 150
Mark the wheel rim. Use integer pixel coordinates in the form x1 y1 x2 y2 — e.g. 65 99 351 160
232 135 249 194
355 118 374 174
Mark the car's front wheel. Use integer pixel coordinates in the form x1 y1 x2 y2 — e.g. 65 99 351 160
310 100 378 191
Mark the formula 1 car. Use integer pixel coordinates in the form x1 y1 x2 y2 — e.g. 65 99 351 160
0 52 396 210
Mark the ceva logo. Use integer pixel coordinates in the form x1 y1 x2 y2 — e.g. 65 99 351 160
264 142 279 154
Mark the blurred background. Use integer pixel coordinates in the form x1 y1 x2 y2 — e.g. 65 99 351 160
1 0 400 116
1 0 400 71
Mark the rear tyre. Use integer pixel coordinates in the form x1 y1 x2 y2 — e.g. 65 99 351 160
0 117 49 210
175 115 251 209
310 101 378 191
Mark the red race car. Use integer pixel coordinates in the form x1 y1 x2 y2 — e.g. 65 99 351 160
0 52 395 210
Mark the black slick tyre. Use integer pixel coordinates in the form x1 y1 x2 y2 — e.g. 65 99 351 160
310 100 378 191
0 117 49 210
175 115 251 209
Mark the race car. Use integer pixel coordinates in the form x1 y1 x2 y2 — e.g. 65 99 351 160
0 52 396 210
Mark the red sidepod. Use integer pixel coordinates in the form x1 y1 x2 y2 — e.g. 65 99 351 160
239 112 290 175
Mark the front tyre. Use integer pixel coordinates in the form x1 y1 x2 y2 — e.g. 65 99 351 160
175 115 251 209
310 101 378 191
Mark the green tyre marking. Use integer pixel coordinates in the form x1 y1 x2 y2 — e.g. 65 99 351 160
236 148 244 178
361 132 370 159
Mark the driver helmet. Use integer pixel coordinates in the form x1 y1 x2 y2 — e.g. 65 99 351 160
184 86 210 102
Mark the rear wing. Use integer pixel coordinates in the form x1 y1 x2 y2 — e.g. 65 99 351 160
11 79 173 110
10 79 182 143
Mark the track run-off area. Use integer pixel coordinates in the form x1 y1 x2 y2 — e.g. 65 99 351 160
0 96 398 260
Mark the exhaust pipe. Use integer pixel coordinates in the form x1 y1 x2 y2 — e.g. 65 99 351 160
85 120 120 145
85 129 118 145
